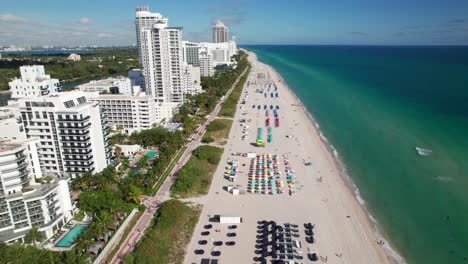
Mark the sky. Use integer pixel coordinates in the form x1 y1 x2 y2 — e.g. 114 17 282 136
0 0 467 46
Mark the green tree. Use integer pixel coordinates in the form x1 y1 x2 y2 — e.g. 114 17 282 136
24 227 45 245
125 185 142 205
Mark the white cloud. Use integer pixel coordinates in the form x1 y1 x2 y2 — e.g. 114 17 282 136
79 17 91 24
0 14 28 23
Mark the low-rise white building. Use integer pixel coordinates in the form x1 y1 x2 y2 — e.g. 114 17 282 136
8 65 61 99
114 144 141 157
76 77 133 95
67 53 81 61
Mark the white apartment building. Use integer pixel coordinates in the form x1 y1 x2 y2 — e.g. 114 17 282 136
0 140 73 243
199 41 238 67
182 40 238 77
76 77 133 95
140 23 185 103
136 6 203 121
182 64 202 95
199 52 215 77
9 65 61 99
13 92 112 178
135 6 168 64
86 92 160 134
67 53 81 61
213 20 228 43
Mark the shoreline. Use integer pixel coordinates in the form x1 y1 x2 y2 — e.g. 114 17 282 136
246 49 405 263
185 49 401 264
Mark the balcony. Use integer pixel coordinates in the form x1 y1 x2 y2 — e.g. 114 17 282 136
61 142 91 149
65 161 94 168
65 166 94 173
60 130 89 136
47 199 58 208
62 149 92 155
60 136 91 142
0 155 26 166
63 155 93 162
57 116 90 122
58 123 91 130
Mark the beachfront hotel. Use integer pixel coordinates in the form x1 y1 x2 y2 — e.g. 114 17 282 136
134 6 168 64
85 91 160 134
8 65 62 99
0 91 112 178
182 40 238 77
0 139 73 243
213 20 228 43
135 6 203 119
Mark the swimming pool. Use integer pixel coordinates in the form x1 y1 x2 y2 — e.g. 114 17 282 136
56 224 88 247
145 150 158 159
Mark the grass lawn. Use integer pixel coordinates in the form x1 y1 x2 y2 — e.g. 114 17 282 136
171 145 223 198
219 66 251 117
202 118 233 145
127 200 201 264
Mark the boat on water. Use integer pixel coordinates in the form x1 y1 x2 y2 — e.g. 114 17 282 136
415 147 432 156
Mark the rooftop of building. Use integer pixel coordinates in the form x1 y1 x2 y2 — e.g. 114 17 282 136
214 20 227 28
0 141 22 153
77 76 128 87
88 92 151 101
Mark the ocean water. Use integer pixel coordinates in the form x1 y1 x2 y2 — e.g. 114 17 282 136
244 45 468 264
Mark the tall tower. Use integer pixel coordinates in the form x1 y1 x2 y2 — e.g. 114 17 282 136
136 7 185 103
212 20 228 43
135 6 168 63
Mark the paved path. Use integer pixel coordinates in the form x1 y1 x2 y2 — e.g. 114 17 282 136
107 67 249 264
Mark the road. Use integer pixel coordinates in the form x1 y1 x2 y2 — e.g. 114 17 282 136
107 67 249 264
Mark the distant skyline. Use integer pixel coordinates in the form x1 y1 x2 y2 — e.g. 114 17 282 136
0 0 467 46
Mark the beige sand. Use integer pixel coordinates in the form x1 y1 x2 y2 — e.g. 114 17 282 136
184 51 395 264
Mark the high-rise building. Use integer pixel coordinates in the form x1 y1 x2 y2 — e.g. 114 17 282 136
140 23 185 103
135 6 204 121
135 6 168 64
182 64 202 95
12 92 112 178
212 20 228 43
9 66 62 99
199 52 215 77
0 140 73 243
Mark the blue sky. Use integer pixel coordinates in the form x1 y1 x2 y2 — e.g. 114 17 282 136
0 0 467 46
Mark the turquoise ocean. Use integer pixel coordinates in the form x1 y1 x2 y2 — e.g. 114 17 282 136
244 45 468 264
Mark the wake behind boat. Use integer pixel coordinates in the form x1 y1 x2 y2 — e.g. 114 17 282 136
416 147 432 156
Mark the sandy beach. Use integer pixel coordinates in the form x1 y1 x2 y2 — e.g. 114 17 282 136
184 50 395 264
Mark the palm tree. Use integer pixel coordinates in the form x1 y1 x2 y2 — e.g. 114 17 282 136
75 231 95 256
125 185 142 204
24 227 45 246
